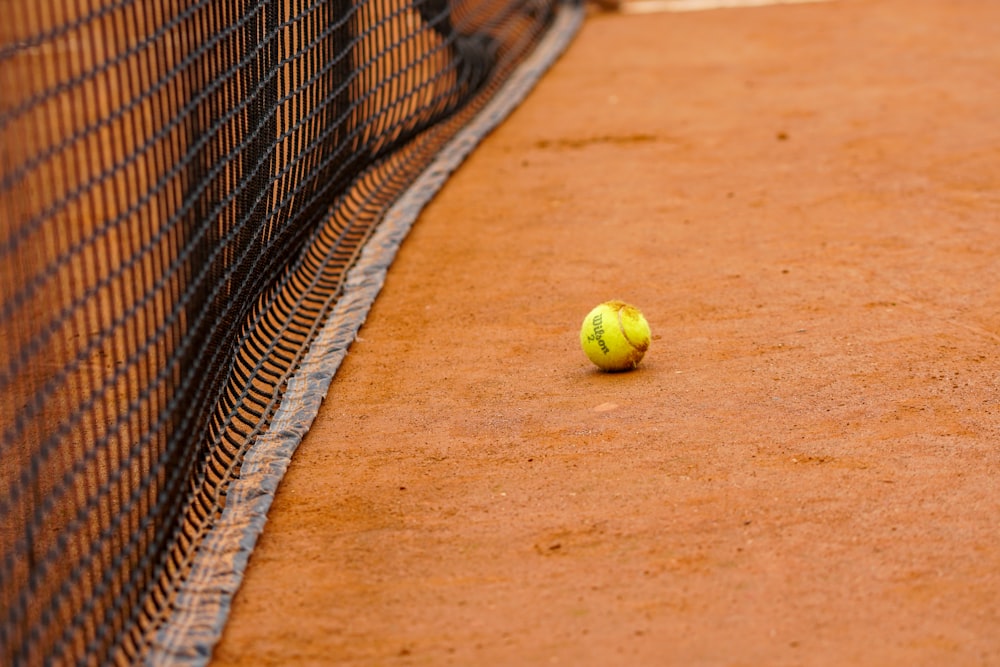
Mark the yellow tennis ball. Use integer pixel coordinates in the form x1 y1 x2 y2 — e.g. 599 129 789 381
580 300 651 372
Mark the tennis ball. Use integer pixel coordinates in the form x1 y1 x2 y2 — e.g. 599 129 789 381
580 300 651 372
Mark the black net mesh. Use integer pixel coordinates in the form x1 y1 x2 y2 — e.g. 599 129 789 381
0 0 568 663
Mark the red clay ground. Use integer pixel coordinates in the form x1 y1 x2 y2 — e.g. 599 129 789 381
212 1 1000 664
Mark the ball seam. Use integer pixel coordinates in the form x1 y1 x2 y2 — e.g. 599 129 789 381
616 308 642 351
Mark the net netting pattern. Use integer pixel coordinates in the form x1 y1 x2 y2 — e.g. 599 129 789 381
0 0 567 663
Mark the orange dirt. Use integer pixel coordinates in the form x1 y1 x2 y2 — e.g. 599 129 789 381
212 1 1000 664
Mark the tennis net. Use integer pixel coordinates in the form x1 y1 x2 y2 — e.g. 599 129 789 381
0 0 575 662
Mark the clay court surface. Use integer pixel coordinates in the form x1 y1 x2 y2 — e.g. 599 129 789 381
212 0 1000 664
